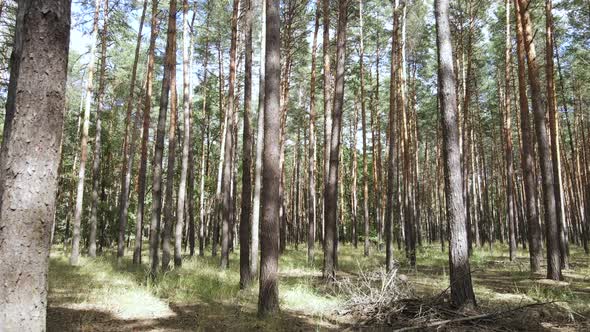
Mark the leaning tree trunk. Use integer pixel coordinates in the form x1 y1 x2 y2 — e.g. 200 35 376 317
258 0 281 317
89 0 110 258
435 0 477 308
150 0 176 278
518 0 561 281
323 0 349 281
134 0 158 265
70 0 102 266
0 0 70 328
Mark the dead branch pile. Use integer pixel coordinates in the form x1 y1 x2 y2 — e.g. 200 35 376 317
336 264 556 331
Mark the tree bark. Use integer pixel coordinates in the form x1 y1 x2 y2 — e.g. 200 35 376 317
0 0 70 327
150 0 176 278
323 0 349 281
240 0 254 289
162 1 179 271
258 0 281 317
545 0 568 270
513 0 540 270
435 0 477 308
251 0 266 280
174 0 192 268
518 0 561 281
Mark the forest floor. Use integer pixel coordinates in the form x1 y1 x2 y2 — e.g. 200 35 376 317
47 242 590 331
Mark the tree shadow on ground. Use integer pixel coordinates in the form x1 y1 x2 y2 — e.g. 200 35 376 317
47 301 329 332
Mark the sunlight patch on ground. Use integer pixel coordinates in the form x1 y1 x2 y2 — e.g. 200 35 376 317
102 288 176 320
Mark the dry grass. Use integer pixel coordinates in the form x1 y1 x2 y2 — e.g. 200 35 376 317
47 243 590 331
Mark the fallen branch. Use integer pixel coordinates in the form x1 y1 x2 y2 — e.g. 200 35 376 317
392 301 557 332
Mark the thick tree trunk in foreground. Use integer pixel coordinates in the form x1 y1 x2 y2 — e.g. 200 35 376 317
324 0 349 281
0 0 70 328
240 0 254 289
258 0 280 316
150 0 176 278
435 0 477 308
134 0 158 265
221 0 240 269
514 0 542 273
518 0 561 281
71 0 101 266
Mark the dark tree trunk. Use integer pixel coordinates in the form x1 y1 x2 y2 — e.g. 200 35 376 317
240 0 254 289
0 0 70 327
513 0 542 273
162 7 178 271
258 0 281 317
323 0 349 281
221 0 240 269
545 0 568 270
518 0 562 281
150 0 176 278
435 0 477 308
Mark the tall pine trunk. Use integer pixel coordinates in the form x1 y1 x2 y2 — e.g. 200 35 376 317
518 0 562 281
258 0 281 316
435 0 477 308
0 0 70 327
150 0 176 278
240 0 254 289
323 0 349 280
